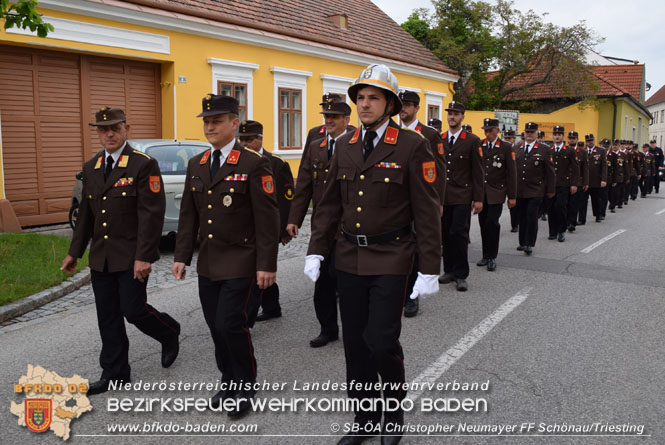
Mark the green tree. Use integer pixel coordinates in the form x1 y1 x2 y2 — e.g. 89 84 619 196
401 10 434 50
401 0 603 111
1 0 53 38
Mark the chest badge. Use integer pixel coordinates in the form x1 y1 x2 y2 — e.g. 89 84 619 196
223 195 233 207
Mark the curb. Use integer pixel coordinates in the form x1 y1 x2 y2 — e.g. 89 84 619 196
0 268 91 323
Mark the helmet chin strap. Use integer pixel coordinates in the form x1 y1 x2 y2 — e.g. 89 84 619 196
362 101 393 131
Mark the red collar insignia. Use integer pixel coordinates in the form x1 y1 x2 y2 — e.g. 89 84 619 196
460 131 467 140
415 124 422 133
349 128 360 144
227 149 240 165
384 127 399 145
319 126 325 134
200 150 210 165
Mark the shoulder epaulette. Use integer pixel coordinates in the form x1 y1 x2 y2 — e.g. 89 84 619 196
133 150 151 159
243 147 262 157
402 127 425 139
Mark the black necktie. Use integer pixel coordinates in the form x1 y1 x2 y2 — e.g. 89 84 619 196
104 155 113 181
328 139 335 160
526 144 530 155
450 135 455 146
210 150 221 181
363 131 376 161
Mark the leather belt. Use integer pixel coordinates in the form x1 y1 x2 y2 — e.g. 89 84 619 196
341 224 412 247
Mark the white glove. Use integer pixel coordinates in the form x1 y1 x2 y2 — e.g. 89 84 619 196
409 273 439 300
304 255 324 282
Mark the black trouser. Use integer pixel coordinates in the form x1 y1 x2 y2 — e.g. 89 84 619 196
538 198 548 217
589 187 604 218
509 206 519 229
568 187 585 226
622 181 630 203
406 253 418 301
314 242 338 336
630 176 639 199
442 204 471 279
600 186 609 217
256 283 280 316
198 276 259 388
609 184 621 209
639 175 652 196
547 187 570 236
91 268 180 381
337 271 407 424
516 196 542 247
654 173 660 192
478 201 503 260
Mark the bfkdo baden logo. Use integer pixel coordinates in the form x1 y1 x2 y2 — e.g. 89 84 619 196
25 399 52 433
11 365 92 440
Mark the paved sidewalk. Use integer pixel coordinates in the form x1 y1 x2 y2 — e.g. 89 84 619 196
0 216 311 333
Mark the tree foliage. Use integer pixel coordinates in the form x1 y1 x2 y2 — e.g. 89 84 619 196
402 0 603 111
1 0 53 38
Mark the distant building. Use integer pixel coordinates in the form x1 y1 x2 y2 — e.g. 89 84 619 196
646 84 665 147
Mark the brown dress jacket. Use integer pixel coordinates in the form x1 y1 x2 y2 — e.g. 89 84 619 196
576 147 590 188
69 143 165 272
413 121 446 204
441 130 484 205
263 150 293 238
514 141 556 198
551 144 580 187
481 138 517 205
307 119 441 276
174 142 279 280
586 146 608 188
642 152 655 176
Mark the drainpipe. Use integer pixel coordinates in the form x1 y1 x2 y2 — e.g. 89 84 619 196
611 97 617 140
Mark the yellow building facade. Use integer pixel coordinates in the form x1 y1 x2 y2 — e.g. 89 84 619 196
0 1 456 226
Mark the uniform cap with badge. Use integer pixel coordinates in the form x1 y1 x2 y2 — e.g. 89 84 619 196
398 90 420 105
197 94 239 117
89 107 126 126
553 125 565 134
445 101 466 113
585 134 595 141
238 120 263 137
481 118 499 130
503 129 516 137
320 101 351 116
568 131 579 138
428 118 442 130
461 124 472 132
524 122 539 131
538 130 545 138
320 92 345 106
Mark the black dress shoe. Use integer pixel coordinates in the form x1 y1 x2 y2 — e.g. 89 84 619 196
161 333 179 368
438 272 455 283
455 279 468 292
617 204 623 209
228 391 254 418
403 298 419 318
577 221 585 225
567 225 576 232
476 258 488 267
338 432 374 445
87 377 129 396
382 410 404 445
600 216 605 220
516 245 525 251
511 226 518 232
309 332 338 348
610 208 616 213
487 259 496 271
524 246 533 255
548 235 556 240
557 233 565 242
596 217 602 223
540 214 547 221
255 311 282 322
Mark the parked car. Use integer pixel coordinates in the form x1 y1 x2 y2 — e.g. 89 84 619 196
69 139 210 237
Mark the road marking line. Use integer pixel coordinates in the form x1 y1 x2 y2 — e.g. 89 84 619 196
580 229 626 253
406 287 532 402
655 208 665 215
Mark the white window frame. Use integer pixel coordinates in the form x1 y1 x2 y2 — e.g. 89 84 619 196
271 67 312 159
208 58 259 119
425 90 447 122
625 115 628 139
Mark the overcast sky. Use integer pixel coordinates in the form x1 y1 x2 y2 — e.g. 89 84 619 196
373 0 664 101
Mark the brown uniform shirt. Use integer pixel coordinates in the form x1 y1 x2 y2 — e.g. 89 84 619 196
307 120 441 276
481 138 517 204
613 151 626 184
441 130 484 205
576 147 590 188
514 142 556 198
263 150 293 238
551 144 580 187
69 144 165 272
174 142 280 281
632 151 644 177
303 124 357 155
643 152 655 176
288 135 337 228
622 150 632 183
413 121 446 204
586 146 608 188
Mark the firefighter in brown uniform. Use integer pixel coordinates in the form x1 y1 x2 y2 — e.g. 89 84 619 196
584 134 608 223
514 122 556 255
545 126 579 242
438 101 484 291
303 93 356 151
621 141 632 206
608 140 624 212
475 118 516 271
172 95 279 417
566 132 588 230
598 138 612 218
639 144 655 197
306 64 441 445
504 129 520 232
630 144 643 200
398 89 446 316
62 107 181 396
237 120 294 321
428 117 443 133
287 100 353 348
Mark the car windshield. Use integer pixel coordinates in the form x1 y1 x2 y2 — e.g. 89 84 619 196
144 144 208 175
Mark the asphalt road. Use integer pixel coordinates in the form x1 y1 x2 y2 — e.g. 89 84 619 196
2 195 664 444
